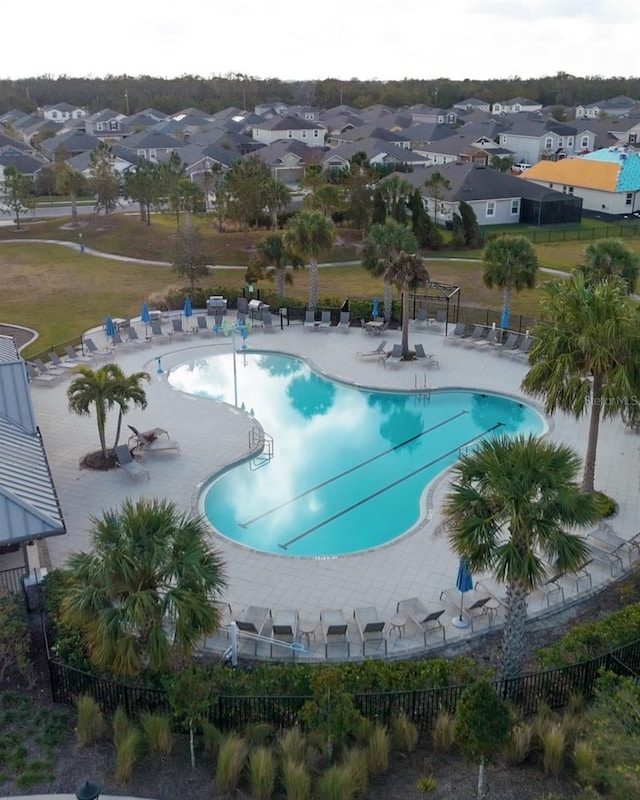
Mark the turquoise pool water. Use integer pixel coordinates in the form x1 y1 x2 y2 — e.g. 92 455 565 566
169 352 544 557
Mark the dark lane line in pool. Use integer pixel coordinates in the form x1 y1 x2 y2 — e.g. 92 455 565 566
238 410 469 529
277 422 505 551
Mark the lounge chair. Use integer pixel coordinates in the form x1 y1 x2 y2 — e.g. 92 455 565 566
383 344 403 368
461 325 489 346
474 327 499 347
47 351 76 371
397 597 446 643
150 319 170 343
318 310 331 331
430 309 447 328
354 607 387 655
336 311 351 333
439 588 493 630
504 335 532 360
196 315 213 337
496 332 521 355
303 310 317 333
128 425 180 456
262 312 277 332
171 318 191 338
234 605 270 654
32 357 67 377
114 444 150 482
356 339 387 360
320 609 350 658
585 535 625 576
64 345 92 363
270 608 298 655
414 343 439 369
84 337 114 360
125 326 151 348
25 361 61 386
410 308 428 329
444 322 470 345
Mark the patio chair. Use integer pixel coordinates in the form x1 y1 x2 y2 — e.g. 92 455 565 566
32 357 68 377
196 315 214 337
336 311 351 333
430 309 447 328
463 595 494 630
262 312 277 332
504 336 532 360
234 605 270 654
590 521 638 566
473 327 498 347
414 343 439 369
318 310 332 331
150 319 170 343
444 322 470 345
47 351 76 371
410 308 428 329
270 608 299 656
25 361 61 386
171 318 191 338
461 325 489 346
303 310 317 333
64 344 93 363
128 425 180 457
320 609 350 658
114 444 150 482
496 332 521 355
585 534 625 577
383 344 404 368
124 326 151 349
354 607 387 655
397 597 446 643
356 339 387 360
83 337 114 360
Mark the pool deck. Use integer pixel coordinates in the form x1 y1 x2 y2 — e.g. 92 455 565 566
32 317 640 662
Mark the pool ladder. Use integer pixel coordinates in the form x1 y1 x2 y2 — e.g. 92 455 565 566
414 374 431 405
249 425 274 470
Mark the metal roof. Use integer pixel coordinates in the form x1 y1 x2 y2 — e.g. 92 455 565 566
0 335 65 545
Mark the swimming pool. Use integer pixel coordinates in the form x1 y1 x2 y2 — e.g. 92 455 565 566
169 352 544 557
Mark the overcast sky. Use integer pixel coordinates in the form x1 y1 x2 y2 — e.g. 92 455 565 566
4 0 639 83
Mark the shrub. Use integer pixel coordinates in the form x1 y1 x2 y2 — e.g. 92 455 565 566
341 747 368 798
593 491 616 518
391 712 419 754
541 722 566 776
245 722 276 747
505 722 533 765
112 706 134 749
365 723 389 776
278 726 307 765
0 592 32 684
140 711 173 756
201 720 223 756
315 764 357 800
74 694 105 746
432 710 454 752
416 774 437 792
115 726 143 784
215 734 248 794
247 746 277 800
573 740 597 785
281 757 311 800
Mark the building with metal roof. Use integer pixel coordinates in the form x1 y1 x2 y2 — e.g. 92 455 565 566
0 335 65 590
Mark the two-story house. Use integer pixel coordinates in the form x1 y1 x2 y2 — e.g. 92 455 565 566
492 97 542 114
497 119 578 165
83 109 127 141
119 130 184 162
41 102 87 122
575 95 638 120
453 98 492 114
251 115 327 148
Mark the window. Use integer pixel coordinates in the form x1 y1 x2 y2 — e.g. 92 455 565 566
545 137 553 149
305 113 313 119
96 122 104 131
301 129 307 138
287 130 293 138
629 133 638 144
567 137 574 147
486 201 495 217
581 135 589 148
149 149 157 159
109 120 118 131
511 199 519 215
558 137 564 147
626 193 633 206
514 105 521 112
51 111 58 118
313 129 319 138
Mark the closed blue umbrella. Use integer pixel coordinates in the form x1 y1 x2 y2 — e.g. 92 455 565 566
454 557 474 628
141 302 151 336
104 316 116 339
371 296 379 319
183 296 193 320
500 306 510 330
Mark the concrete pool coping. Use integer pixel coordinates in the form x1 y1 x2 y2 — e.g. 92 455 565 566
33 318 640 661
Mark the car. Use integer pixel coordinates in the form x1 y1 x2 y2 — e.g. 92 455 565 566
514 162 532 172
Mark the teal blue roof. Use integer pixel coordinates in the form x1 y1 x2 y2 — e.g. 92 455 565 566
581 149 640 191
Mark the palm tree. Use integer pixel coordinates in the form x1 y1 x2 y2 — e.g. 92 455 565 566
521 274 640 493
283 211 335 310
264 178 291 230
254 232 302 298
482 235 538 329
56 166 87 228
67 364 150 462
377 174 413 222
384 251 430 359
444 434 597 682
362 220 419 322
60 497 227 676
424 170 451 228
576 238 640 294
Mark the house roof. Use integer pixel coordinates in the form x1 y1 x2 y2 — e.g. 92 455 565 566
0 336 65 546
249 138 322 167
582 149 640 191
0 153 46 174
323 139 429 167
254 115 325 132
582 95 637 110
522 157 620 192
120 130 184 149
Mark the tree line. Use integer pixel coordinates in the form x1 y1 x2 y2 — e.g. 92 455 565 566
2 72 639 116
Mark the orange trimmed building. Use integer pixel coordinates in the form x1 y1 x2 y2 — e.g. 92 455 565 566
520 149 640 216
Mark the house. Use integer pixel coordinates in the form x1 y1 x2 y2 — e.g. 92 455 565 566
521 148 640 216
393 162 581 226
288 105 322 122
575 95 638 120
39 129 101 160
492 97 542 114
174 143 236 185
251 115 327 148
405 105 458 125
321 139 430 172
0 335 65 591
83 109 127 140
249 139 322 185
0 152 46 188
41 102 87 122
119 130 184 162
453 98 491 114
497 118 579 165
329 123 412 149
65 145 140 178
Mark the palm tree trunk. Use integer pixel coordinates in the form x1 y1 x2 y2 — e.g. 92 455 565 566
383 281 393 321
113 411 124 450
275 268 285 299
477 757 486 800
582 371 603 493
70 192 78 227
271 208 279 230
96 405 108 459
401 286 410 358
502 285 512 328
498 580 528 682
309 259 318 310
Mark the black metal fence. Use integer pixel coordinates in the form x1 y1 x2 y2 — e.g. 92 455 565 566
518 223 640 245
47 639 640 732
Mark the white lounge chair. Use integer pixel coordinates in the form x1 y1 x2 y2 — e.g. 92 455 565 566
303 310 317 333
128 425 180 456
383 344 403 368
114 444 150 482
64 344 92 364
84 338 114 360
414 343 439 369
25 362 61 386
125 326 152 349
234 605 270 654
410 308 428 329
32 357 68 377
320 609 350 658
397 597 446 643
354 607 387 655
318 310 331 331
335 311 350 333
270 608 299 655
444 322 470 345
356 339 387 360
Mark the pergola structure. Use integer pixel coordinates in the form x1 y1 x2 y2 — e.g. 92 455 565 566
409 281 461 336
